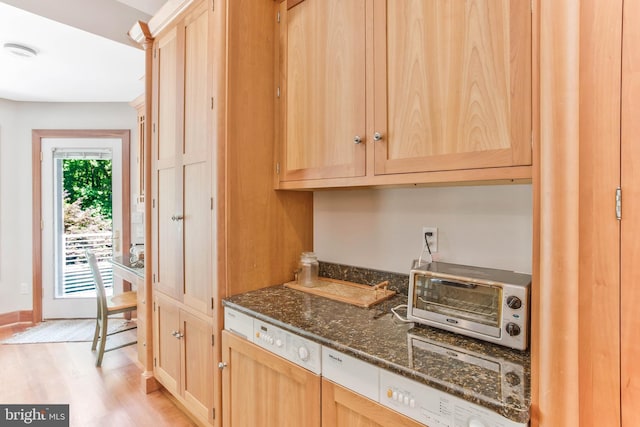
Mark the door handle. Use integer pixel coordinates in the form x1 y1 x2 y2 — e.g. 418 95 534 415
171 215 184 221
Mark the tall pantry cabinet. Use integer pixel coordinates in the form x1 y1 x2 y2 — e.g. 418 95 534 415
152 2 212 314
151 1 214 424
534 0 640 425
620 0 640 424
138 0 313 425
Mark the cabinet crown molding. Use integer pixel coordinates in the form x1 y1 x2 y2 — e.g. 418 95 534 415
128 0 196 43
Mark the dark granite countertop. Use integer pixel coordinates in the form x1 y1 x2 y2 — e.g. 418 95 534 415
223 284 531 424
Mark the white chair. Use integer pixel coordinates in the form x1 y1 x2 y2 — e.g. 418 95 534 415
85 250 137 367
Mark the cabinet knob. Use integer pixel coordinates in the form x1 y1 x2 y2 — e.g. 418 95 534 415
171 214 184 221
218 362 228 370
373 132 383 141
353 135 362 144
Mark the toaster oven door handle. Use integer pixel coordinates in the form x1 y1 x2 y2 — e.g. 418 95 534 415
430 278 477 289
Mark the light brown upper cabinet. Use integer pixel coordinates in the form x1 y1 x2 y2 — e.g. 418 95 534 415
280 0 367 182
151 1 212 315
277 0 533 189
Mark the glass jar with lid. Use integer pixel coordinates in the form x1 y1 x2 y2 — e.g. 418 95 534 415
297 252 319 287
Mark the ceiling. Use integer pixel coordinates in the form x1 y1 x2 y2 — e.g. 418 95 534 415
0 0 165 102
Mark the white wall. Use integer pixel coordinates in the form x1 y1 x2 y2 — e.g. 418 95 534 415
0 99 138 314
314 184 532 275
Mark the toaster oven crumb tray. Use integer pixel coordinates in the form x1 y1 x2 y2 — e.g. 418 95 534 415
283 277 396 308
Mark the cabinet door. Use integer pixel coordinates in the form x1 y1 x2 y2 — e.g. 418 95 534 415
181 310 214 423
221 331 321 427
136 276 147 366
153 3 213 311
153 27 181 299
621 0 640 423
130 94 146 204
153 294 181 394
322 379 423 427
182 6 213 315
280 0 367 181
373 0 531 174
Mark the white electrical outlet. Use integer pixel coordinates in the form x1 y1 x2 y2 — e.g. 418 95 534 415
421 227 438 253
20 283 29 295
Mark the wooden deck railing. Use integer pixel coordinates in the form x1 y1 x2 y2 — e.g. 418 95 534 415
62 232 113 295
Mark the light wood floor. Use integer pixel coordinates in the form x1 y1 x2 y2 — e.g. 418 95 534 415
0 323 198 427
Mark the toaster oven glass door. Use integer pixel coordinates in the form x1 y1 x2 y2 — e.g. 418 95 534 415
405 332 527 410
407 334 503 403
412 275 503 336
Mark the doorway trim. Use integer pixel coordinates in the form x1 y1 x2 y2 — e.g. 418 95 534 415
32 129 131 323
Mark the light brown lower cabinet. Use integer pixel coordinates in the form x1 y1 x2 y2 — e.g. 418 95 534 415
154 292 214 425
220 330 321 427
322 379 424 427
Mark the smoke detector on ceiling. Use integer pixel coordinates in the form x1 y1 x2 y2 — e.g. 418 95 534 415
3 42 38 58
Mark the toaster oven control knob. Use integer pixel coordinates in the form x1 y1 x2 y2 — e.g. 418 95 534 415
505 371 521 386
506 323 521 337
506 296 522 310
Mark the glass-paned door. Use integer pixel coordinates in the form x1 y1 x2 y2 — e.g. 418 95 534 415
42 138 123 319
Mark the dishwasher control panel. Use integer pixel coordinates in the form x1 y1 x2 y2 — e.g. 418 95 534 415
379 369 527 427
253 319 321 375
224 307 321 375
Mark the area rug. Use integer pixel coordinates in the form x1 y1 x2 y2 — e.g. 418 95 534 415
1 318 136 344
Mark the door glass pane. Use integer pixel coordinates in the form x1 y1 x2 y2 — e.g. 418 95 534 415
54 156 114 298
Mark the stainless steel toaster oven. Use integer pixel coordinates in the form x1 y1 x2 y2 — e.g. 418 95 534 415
408 261 531 350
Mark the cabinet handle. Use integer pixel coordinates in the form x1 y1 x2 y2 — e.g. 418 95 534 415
171 215 184 221
171 330 179 337
218 362 228 370
353 135 362 144
373 132 383 141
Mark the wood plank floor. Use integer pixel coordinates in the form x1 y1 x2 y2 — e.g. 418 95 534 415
0 323 198 427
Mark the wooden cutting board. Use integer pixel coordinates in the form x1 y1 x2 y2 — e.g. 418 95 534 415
284 277 396 308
